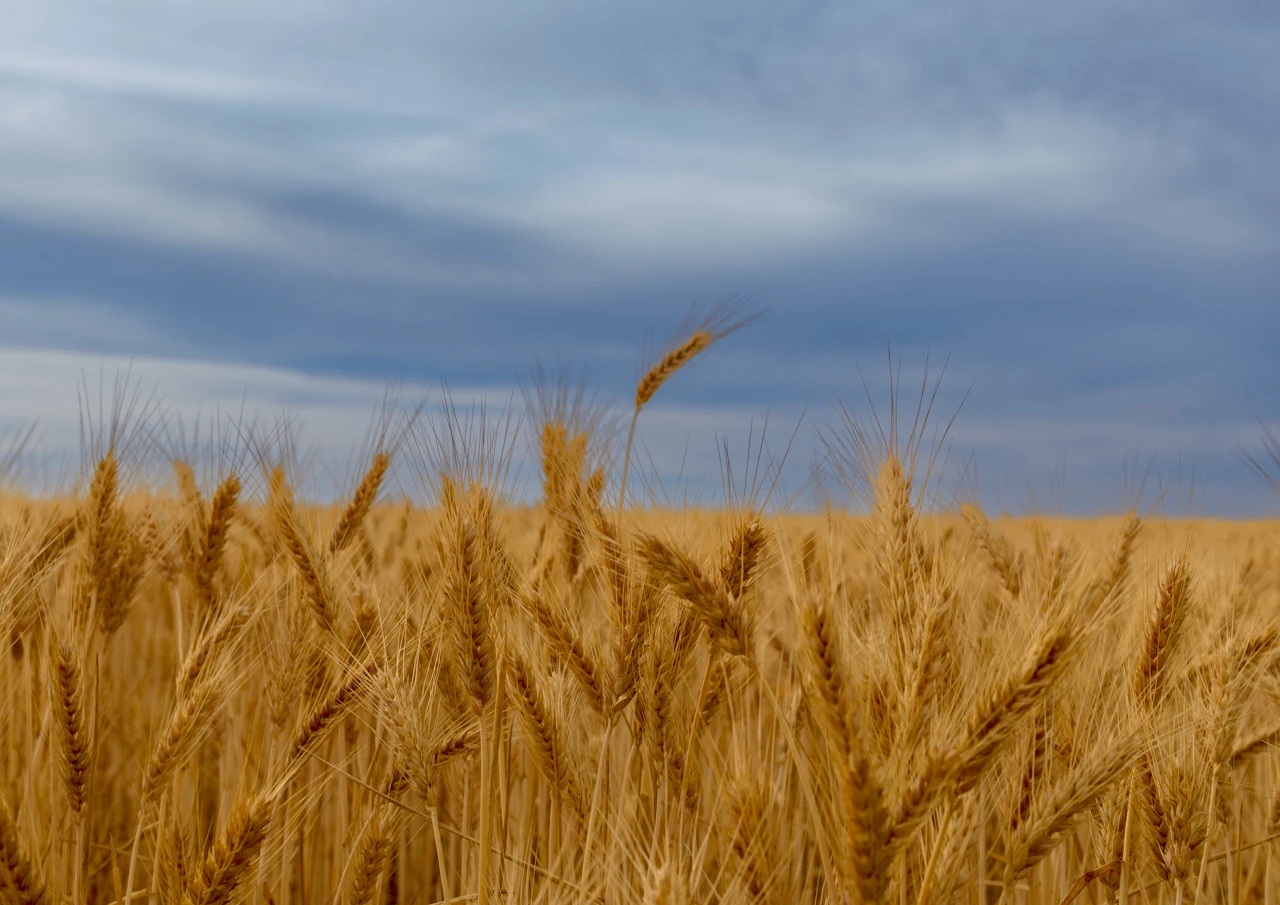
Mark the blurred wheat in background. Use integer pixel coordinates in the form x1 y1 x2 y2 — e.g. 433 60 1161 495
3 307 1280 905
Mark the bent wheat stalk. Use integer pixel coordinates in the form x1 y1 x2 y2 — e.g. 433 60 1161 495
618 303 757 510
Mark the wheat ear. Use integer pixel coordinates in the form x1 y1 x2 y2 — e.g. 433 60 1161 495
342 807 395 905
1133 557 1192 710
523 588 607 717
184 793 274 905
52 641 92 815
949 622 1075 796
962 505 1023 599
0 796 47 905
192 473 240 620
141 683 218 807
331 452 391 555
291 663 378 762
1003 736 1139 887
177 603 251 700
619 302 758 508
507 648 587 826
638 534 754 660
797 596 890 901
271 481 336 633
449 516 495 715
719 516 769 602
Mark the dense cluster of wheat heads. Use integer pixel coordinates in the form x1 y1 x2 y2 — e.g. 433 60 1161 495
4 452 1280 905
5 341 1280 905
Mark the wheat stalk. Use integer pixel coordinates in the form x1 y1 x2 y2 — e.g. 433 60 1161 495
1133 557 1192 710
51 641 92 815
0 796 47 905
619 302 758 508
342 807 394 905
192 473 240 620
507 648 586 826
1002 735 1139 888
184 793 273 905
331 452 391 555
271 480 336 633
638 534 754 660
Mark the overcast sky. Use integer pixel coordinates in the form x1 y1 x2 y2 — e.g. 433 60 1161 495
0 1 1276 513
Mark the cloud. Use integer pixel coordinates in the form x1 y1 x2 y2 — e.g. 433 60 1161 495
0 1 1276 513
0 295 169 353
0 2 1273 286
0 54 298 105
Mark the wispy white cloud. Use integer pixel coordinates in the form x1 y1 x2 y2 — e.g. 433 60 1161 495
0 3 1271 286
0 54 299 105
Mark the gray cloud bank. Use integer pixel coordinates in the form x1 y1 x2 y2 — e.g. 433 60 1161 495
0 1 1276 513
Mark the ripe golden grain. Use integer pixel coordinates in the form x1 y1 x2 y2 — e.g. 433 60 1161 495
4 320 1280 904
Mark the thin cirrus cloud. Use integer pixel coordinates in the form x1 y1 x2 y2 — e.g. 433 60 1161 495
0 0 1277 513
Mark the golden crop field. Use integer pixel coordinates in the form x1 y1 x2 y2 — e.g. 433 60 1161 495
3 315 1280 905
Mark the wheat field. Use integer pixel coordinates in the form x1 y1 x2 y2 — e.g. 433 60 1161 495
3 319 1280 905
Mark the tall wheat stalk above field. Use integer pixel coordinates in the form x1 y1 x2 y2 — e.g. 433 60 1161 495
618 301 758 510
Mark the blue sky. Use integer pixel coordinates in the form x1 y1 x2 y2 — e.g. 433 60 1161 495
0 1 1277 513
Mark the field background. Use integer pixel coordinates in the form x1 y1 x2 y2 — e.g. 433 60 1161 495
5 452 1280 905
3 319 1280 905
